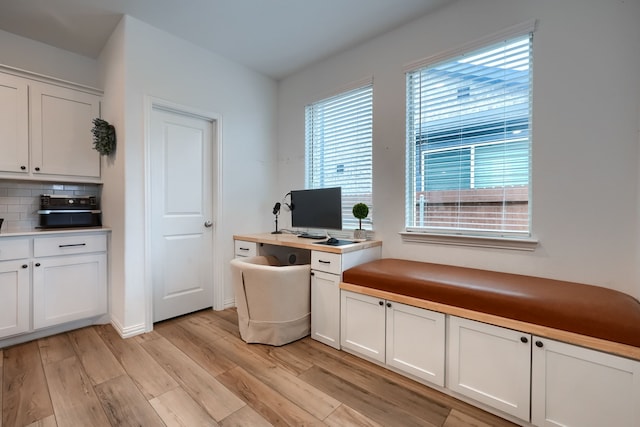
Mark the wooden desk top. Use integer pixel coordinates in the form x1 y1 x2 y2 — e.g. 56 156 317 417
233 233 381 254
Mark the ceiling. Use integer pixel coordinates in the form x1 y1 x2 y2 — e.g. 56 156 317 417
0 0 453 80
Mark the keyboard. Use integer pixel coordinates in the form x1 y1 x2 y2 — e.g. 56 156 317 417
298 233 326 239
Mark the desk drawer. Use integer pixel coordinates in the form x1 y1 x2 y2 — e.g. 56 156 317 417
234 240 257 258
34 233 107 257
0 238 30 261
312 251 341 274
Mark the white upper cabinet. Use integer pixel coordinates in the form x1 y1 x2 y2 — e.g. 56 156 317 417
0 73 29 173
0 70 102 182
30 82 101 179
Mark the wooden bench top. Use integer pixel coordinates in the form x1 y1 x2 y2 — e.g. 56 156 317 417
342 259 640 357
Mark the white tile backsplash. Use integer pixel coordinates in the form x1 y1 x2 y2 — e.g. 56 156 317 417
0 180 101 232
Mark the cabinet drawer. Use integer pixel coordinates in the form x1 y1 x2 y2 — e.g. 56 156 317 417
311 251 342 274
34 233 107 257
234 240 257 258
0 238 30 261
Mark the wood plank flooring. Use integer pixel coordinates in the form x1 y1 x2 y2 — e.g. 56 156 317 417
1 309 518 426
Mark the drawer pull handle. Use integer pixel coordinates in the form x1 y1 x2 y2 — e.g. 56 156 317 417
239 247 249 251
59 243 87 248
319 260 331 264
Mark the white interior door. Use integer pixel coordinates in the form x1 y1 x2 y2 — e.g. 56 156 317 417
150 107 214 322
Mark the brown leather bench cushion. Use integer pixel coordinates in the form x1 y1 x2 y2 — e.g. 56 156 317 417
343 259 640 348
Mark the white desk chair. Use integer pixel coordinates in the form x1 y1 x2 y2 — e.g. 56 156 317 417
230 255 311 346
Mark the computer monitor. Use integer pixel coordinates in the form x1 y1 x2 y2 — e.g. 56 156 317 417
290 187 342 231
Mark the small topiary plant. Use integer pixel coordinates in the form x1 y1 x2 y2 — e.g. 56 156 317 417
352 203 369 230
91 118 116 156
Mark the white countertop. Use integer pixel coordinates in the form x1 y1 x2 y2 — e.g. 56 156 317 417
0 226 111 238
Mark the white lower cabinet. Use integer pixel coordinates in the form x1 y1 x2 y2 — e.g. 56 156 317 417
311 269 343 349
0 231 109 344
340 291 640 426
341 291 386 362
387 300 445 386
531 337 640 427
0 260 30 338
447 316 532 420
312 247 380 350
33 253 107 329
341 290 446 386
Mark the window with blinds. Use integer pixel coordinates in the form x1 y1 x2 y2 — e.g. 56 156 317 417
405 32 532 237
305 83 373 230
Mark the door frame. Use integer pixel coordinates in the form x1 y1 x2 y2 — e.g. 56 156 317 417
143 96 224 332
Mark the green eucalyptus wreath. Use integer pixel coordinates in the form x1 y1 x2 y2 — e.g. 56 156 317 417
91 118 116 156
352 203 369 230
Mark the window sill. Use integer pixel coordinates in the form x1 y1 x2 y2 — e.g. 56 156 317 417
399 231 538 251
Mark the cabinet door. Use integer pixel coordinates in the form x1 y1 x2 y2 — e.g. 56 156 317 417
386 301 445 386
532 337 640 427
0 260 30 338
340 290 385 363
0 73 29 174
447 316 531 420
30 83 101 179
311 270 341 349
33 253 107 329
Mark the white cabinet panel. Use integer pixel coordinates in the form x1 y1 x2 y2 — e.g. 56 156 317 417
0 72 29 174
33 253 107 329
532 337 640 427
340 291 386 363
30 82 101 179
311 270 341 349
447 316 531 420
386 301 445 386
0 260 30 338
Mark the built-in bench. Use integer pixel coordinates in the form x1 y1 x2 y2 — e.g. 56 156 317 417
342 258 640 360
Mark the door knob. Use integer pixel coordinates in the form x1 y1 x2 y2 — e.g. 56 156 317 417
204 221 213 228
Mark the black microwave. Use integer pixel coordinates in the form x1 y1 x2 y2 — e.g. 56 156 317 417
38 195 102 228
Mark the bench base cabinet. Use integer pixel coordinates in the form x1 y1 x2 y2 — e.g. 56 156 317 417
341 290 446 386
447 316 532 420
531 337 640 427
341 289 640 426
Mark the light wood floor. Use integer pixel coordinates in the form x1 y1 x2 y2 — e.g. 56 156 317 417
1 308 518 427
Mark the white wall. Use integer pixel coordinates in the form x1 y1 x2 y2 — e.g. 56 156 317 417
98 18 128 333
98 16 278 333
0 29 99 88
277 0 640 298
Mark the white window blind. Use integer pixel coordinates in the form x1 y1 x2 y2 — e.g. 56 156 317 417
405 32 533 237
305 84 373 230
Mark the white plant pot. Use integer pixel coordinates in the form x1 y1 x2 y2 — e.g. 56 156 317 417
353 229 367 241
